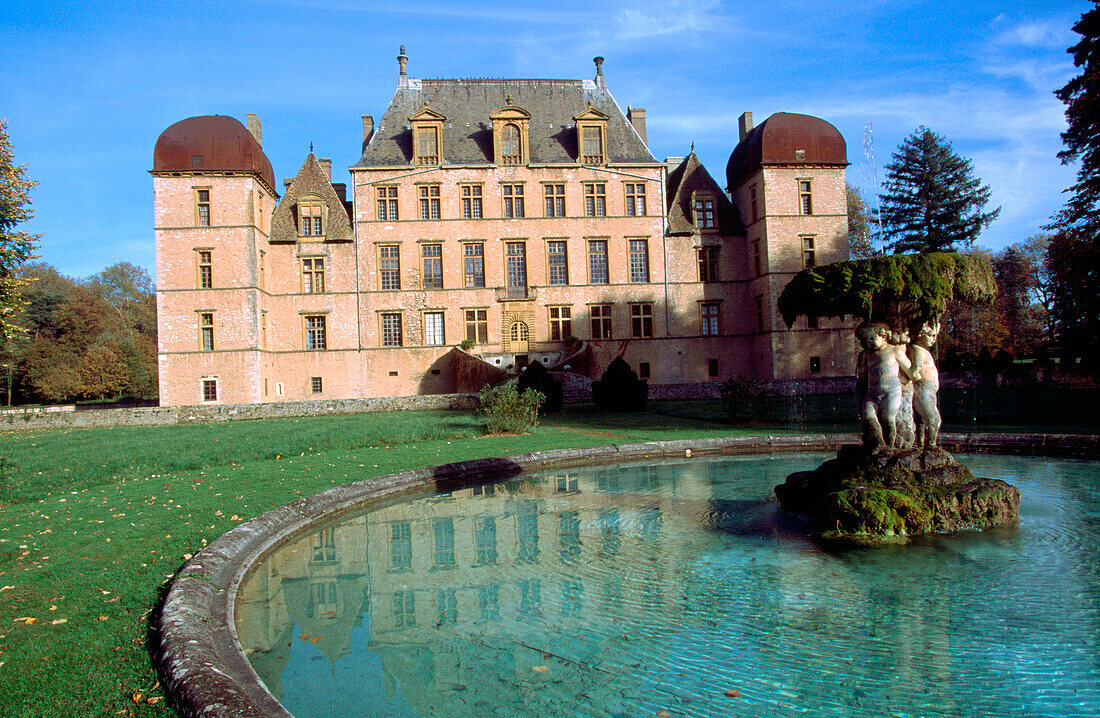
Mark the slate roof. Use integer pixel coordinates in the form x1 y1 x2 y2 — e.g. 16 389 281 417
666 153 745 236
270 154 353 243
354 79 656 167
726 112 848 190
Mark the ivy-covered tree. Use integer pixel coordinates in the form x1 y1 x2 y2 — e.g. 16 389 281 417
0 118 40 340
846 183 877 259
879 127 1000 254
1053 1 1100 234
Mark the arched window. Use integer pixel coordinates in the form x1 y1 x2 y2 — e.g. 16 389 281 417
501 124 521 165
510 321 529 342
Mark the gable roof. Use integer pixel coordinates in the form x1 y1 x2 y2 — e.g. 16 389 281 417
270 154 352 243
665 153 745 236
354 79 656 167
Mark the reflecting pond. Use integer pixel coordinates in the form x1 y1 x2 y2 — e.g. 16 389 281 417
237 453 1100 717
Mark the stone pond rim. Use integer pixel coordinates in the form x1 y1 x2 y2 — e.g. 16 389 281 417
158 433 1098 718
775 444 1022 543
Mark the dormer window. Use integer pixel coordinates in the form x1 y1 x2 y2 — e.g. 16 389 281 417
693 193 717 231
574 107 610 165
501 124 521 165
408 107 446 166
299 196 324 237
490 102 531 166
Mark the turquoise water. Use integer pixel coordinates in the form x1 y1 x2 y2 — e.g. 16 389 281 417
237 453 1100 717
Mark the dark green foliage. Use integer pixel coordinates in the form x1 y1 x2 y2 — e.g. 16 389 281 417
778 252 997 328
1046 229 1100 364
719 375 766 422
592 357 648 411
879 127 1000 253
478 383 545 434
517 360 562 413
846 183 877 259
1053 2 1100 234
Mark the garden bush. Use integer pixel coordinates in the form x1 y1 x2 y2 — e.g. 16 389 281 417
719 375 767 422
478 383 546 434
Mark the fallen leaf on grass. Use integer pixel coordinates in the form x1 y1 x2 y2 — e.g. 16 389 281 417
146 696 161 705
658 711 671 718
51 619 67 625
230 515 240 521
14 617 35 625
98 616 108 621
532 665 550 673
723 689 743 698
131 692 143 703
0 586 13 592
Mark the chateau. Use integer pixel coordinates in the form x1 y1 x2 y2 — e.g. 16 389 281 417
153 52 853 407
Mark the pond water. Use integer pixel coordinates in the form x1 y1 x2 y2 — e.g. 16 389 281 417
236 453 1100 717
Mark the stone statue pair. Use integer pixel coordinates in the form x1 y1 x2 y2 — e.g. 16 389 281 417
856 318 941 452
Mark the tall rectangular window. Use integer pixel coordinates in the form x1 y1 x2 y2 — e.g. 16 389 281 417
433 517 455 567
423 311 445 346
502 184 525 218
750 185 758 222
802 236 816 268
799 180 813 215
199 312 214 351
463 243 485 287
198 250 212 288
752 240 762 276
755 296 765 333
588 240 608 284
701 302 720 336
305 315 327 350
517 502 539 563
302 257 324 293
381 312 403 347
421 243 442 288
461 185 483 219
392 591 415 628
437 588 457 625
625 183 646 216
299 201 323 236
465 309 488 344
258 250 265 289
629 239 649 283
475 516 498 564
261 311 267 350
697 246 719 282
379 245 400 290
419 185 440 219
590 304 612 339
196 189 210 226
416 128 438 165
694 196 716 229
582 126 603 163
312 527 336 562
506 242 527 294
549 306 572 341
377 186 398 220
584 183 606 217
390 521 412 569
201 378 217 403
544 183 565 217
547 240 568 285
559 511 581 562
630 303 653 338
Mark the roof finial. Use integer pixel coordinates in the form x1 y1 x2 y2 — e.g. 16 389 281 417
690 141 694 154
505 94 513 105
398 45 409 89
310 142 314 154
593 56 606 89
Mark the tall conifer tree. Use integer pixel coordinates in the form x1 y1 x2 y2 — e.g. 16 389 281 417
879 127 1000 254
1053 1 1100 234
0 118 39 340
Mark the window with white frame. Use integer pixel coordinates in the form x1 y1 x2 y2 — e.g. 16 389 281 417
424 311 445 346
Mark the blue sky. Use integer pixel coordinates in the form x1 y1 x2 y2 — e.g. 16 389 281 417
0 0 1088 280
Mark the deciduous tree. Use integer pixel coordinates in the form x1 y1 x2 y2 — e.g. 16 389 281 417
879 127 1000 254
0 118 40 340
846 183 876 259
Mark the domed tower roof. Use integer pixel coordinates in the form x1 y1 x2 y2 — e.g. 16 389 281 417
153 115 277 193
726 112 847 190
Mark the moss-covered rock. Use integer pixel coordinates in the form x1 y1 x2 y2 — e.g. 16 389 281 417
775 444 1020 543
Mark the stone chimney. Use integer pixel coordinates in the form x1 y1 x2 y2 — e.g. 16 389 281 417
362 114 375 148
593 56 606 89
398 45 409 89
738 111 753 141
627 106 647 145
318 158 332 181
664 156 684 172
246 113 262 146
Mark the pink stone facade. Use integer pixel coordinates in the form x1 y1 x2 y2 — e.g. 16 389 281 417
153 66 854 407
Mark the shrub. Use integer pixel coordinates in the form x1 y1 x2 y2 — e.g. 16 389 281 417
719 375 767 422
478 383 546 434
459 338 475 351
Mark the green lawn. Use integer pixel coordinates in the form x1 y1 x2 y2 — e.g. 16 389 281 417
0 394 1094 717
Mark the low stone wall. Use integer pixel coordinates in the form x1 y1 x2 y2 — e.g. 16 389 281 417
0 394 478 431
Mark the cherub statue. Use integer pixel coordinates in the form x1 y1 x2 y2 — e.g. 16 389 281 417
889 326 917 450
856 322 919 451
908 318 942 448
